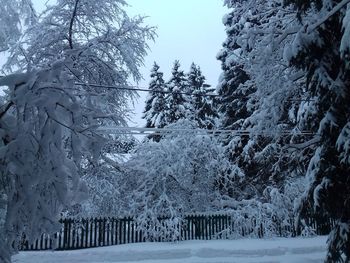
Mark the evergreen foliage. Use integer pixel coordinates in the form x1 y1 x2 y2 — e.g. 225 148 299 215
187 63 218 129
164 60 188 124
221 0 350 260
143 62 167 129
282 0 350 260
217 0 315 202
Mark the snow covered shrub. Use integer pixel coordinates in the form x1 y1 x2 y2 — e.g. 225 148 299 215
133 199 183 242
212 203 283 239
76 166 126 218
213 176 306 239
299 219 317 237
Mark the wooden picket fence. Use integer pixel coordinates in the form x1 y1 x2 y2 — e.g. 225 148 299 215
19 213 335 251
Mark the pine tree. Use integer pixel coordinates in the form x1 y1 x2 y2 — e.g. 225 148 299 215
143 62 167 129
164 60 188 124
187 63 218 129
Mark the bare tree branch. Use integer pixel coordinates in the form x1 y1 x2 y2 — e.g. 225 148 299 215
68 0 80 49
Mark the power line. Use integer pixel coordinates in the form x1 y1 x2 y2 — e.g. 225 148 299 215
99 132 316 137
75 82 220 98
74 82 316 102
96 126 317 137
1 75 316 101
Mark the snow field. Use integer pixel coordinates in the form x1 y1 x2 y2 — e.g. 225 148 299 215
13 236 327 263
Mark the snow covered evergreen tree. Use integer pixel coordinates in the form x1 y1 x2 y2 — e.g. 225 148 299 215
216 1 256 174
216 1 260 198
216 23 251 131
143 62 167 129
282 0 350 260
218 0 312 201
187 63 218 129
0 0 154 261
164 60 188 124
221 0 350 259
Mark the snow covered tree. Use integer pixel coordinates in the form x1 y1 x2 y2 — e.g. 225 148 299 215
216 1 261 199
143 62 167 129
0 67 94 262
0 0 154 261
220 0 350 259
0 0 36 53
78 160 127 217
163 60 188 124
3 0 155 125
282 0 350 260
124 120 242 240
216 0 255 166
187 63 218 129
217 0 313 201
67 135 137 217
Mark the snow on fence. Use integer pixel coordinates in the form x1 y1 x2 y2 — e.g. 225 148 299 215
18 214 335 251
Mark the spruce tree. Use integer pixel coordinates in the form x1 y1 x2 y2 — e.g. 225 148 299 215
216 5 256 171
218 0 308 200
164 60 188 124
187 63 218 129
216 4 258 198
283 0 350 260
143 62 167 129
216 6 252 132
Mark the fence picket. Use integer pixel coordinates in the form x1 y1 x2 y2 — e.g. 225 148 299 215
72 221 76 249
118 219 121 244
93 218 96 247
131 220 135 243
114 219 118 245
107 218 110 246
127 218 131 244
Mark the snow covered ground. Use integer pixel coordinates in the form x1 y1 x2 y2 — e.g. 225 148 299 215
13 236 327 263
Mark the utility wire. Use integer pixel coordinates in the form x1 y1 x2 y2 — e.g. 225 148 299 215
96 126 317 137
98 132 317 137
74 82 315 102
75 82 220 98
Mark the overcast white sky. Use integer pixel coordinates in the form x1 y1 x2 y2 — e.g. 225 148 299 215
13 0 228 126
